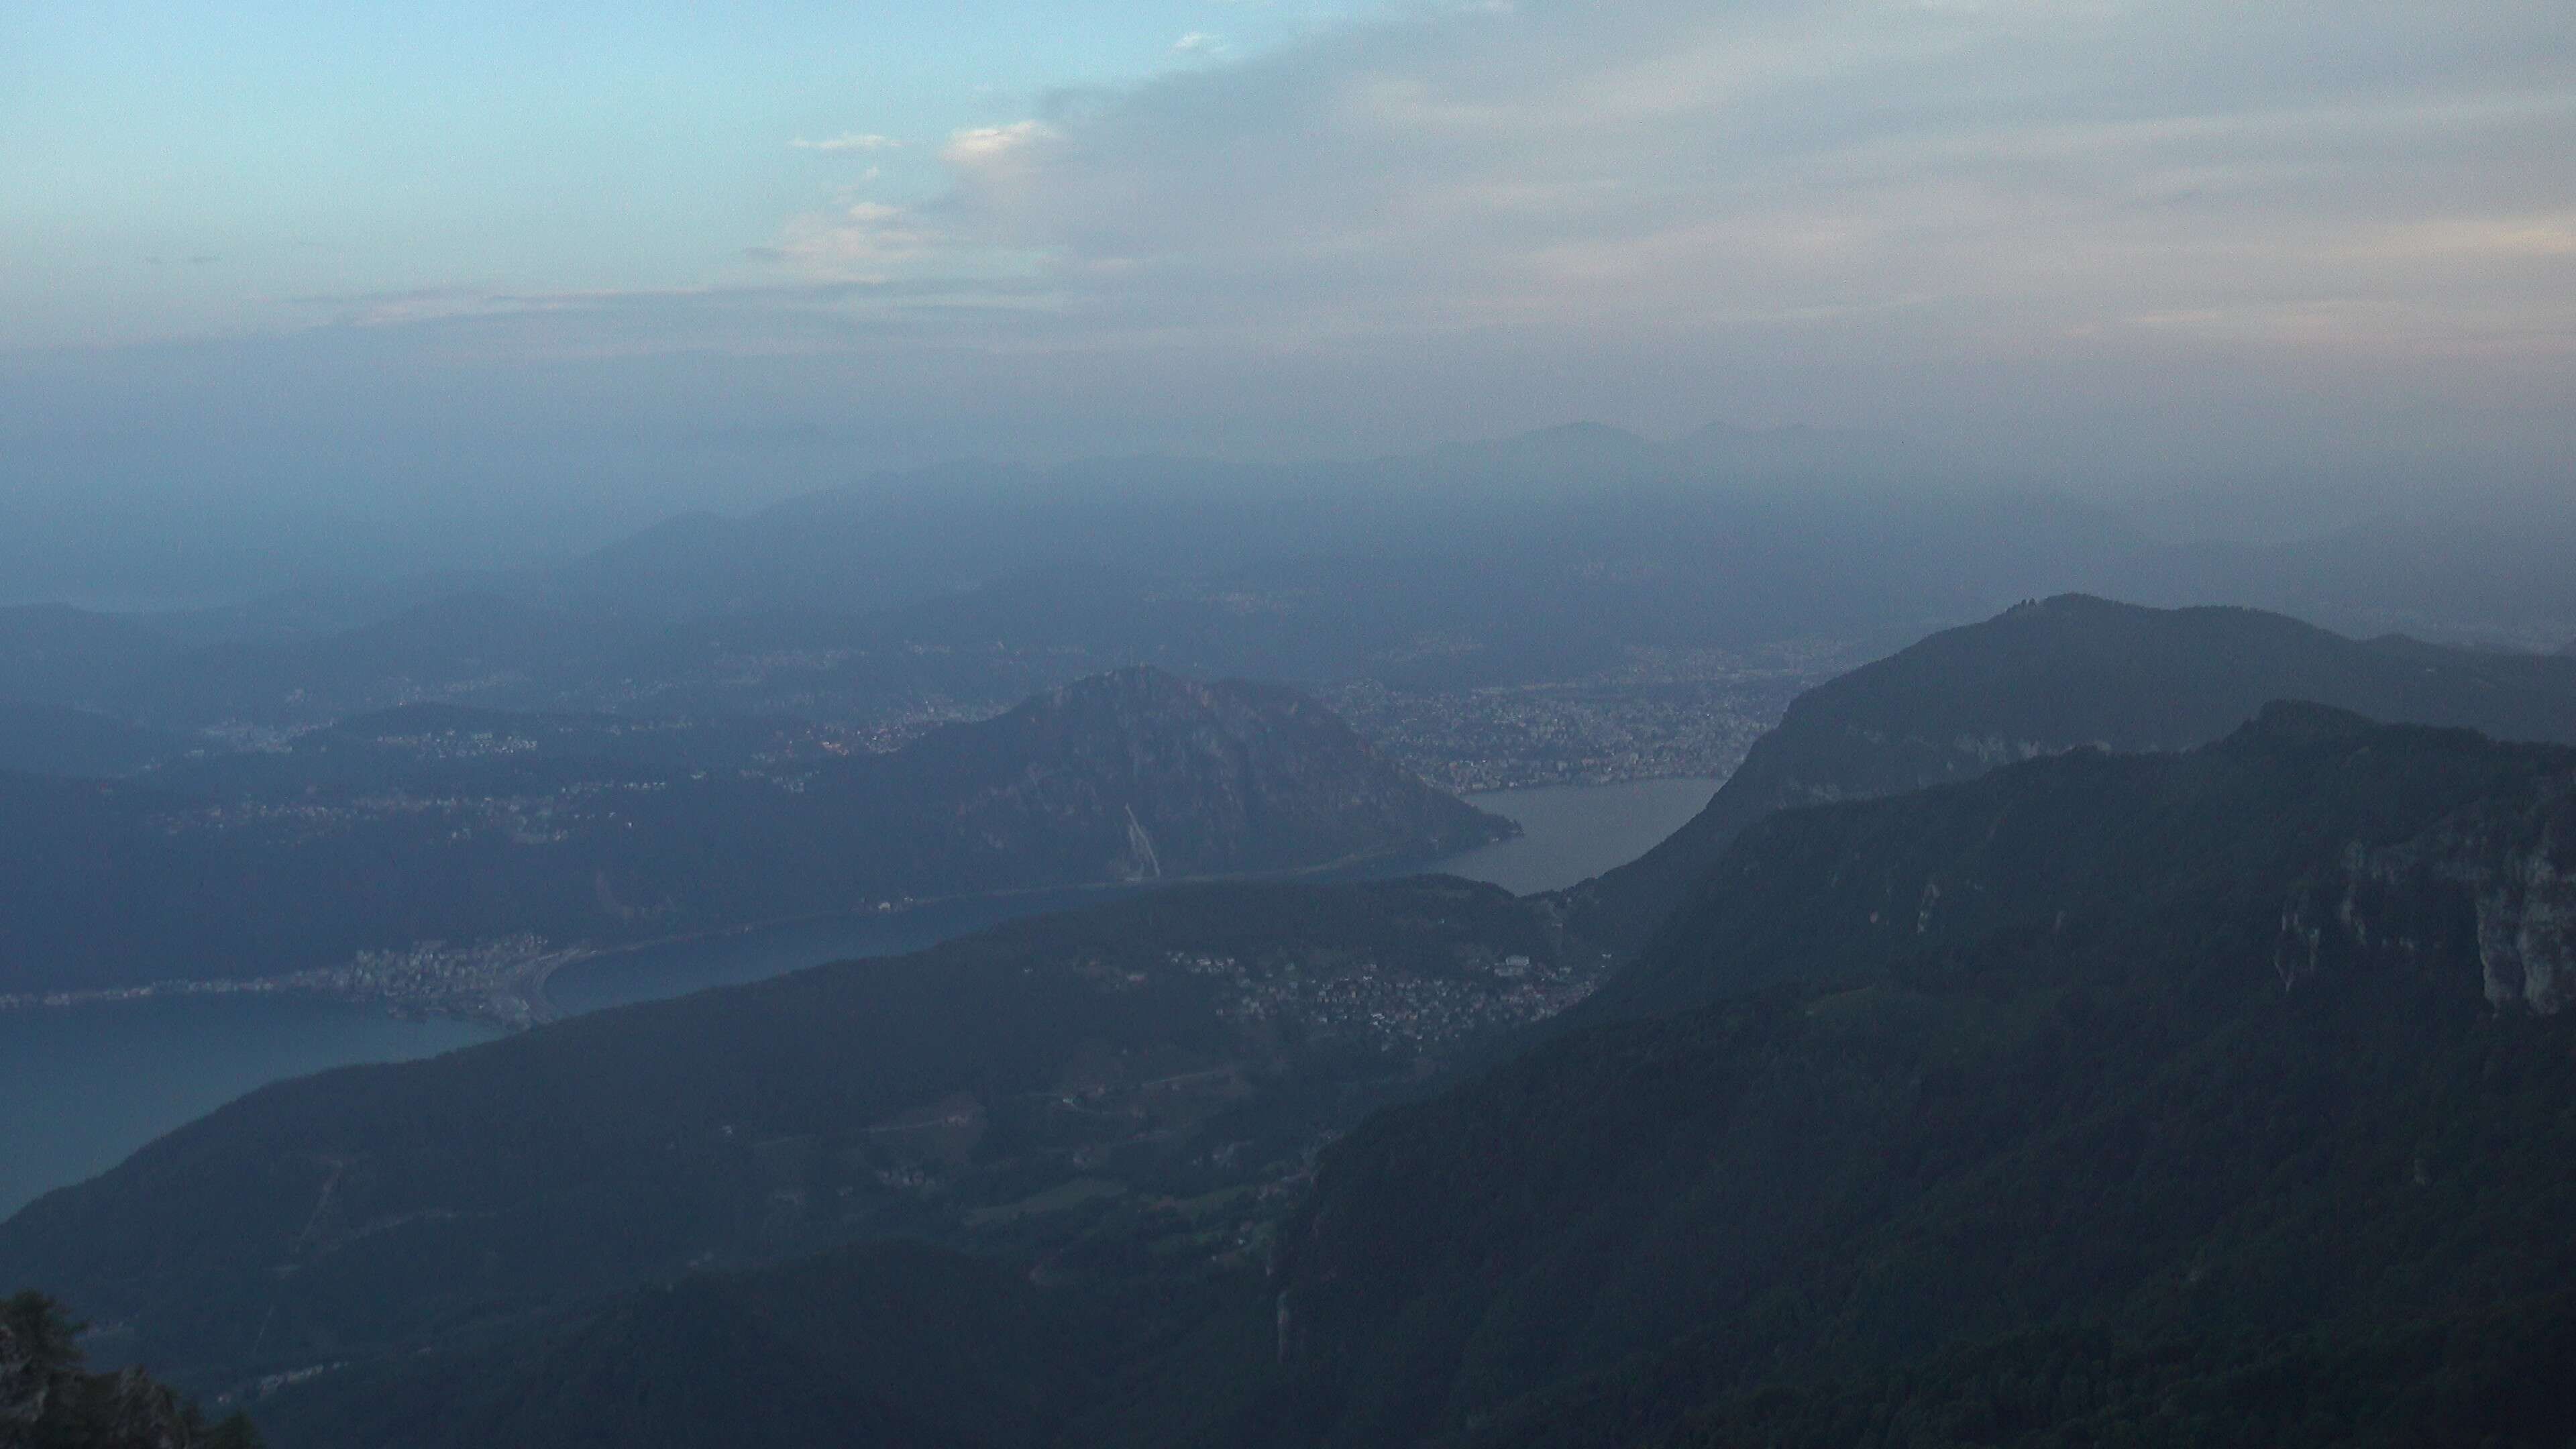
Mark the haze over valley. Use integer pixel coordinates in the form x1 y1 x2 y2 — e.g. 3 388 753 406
7 3 2576 1446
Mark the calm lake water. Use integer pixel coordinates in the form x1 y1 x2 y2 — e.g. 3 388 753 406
0 777 1713 1220
1448 777 1715 896
0 996 498 1220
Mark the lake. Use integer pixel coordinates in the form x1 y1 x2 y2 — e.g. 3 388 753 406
1448 776 1715 896
0 996 498 1220
0 776 1713 1219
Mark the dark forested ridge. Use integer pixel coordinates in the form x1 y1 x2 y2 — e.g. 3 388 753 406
0 667 1508 997
0 876 1595 1404
28 704 2576 1448
15 594 2576 1446
1560 594 2576 949
247 1242 1279 1449
1273 705 2576 1446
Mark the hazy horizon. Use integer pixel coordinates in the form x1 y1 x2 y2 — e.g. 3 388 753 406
7 1 2571 605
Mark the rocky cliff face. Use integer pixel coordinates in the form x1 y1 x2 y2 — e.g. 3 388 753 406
2479 847 2576 1012
2280 783 2576 1014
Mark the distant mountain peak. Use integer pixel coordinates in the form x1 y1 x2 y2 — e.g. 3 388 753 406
902 667 1509 880
1034 662 1202 704
1007 665 1254 733
1413 421 1666 476
1516 420 1645 444
1560 596 2576 950
2233 698 2385 747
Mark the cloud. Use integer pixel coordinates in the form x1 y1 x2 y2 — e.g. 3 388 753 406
283 0 2576 475
767 203 951 280
939 121 1057 168
747 1 2571 371
1174 32 1224 56
790 133 902 153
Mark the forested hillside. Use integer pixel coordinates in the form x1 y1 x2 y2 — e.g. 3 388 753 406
1563 595 2576 949
1281 706 2576 1445
58 704 2576 1448
0 877 1593 1400
0 668 1507 998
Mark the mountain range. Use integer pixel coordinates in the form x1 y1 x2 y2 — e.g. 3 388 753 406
65 701 2572 1449
11 427 2576 761
0 702 185 779
19 421 2576 655
0 876 1594 1401
15 595 2576 1446
1561 594 2576 951
0 667 1508 998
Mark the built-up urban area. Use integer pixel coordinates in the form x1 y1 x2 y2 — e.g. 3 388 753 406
1325 639 1854 792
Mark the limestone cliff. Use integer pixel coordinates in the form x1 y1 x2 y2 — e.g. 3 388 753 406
2285 782 2576 1014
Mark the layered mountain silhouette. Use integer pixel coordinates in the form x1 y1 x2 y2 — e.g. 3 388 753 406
0 701 184 777
0 667 1507 996
20 598 2576 1448
1272 704 2576 1445
78 702 2576 1448
0 877 1576 1398
1563 594 2576 949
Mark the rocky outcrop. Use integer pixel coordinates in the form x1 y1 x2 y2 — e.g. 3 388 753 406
2279 784 2576 1014
2475 849 2576 1012
1 1293 258 1448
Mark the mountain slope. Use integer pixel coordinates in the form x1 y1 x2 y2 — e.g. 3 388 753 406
1271 706 2576 1445
249 1242 1269 1449
0 667 1509 997
0 877 1587 1394
1563 594 2576 949
0 702 186 777
0 604 179 712
225 705 2576 1448
881 667 1508 880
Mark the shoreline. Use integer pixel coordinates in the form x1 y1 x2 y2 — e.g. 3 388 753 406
0 784 1723 1024
0 833 1519 1031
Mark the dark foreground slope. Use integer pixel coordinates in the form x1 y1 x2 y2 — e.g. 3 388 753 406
0 667 1509 996
212 706 2576 1449
0 877 1589 1399
1275 706 2576 1445
1 1292 262 1448
1564 594 2576 949
250 1241 1278 1449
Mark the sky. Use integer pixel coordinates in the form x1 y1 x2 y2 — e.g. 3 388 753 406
3 0 2572 596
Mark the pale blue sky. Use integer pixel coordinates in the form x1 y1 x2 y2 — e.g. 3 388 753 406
1 1 1360 345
